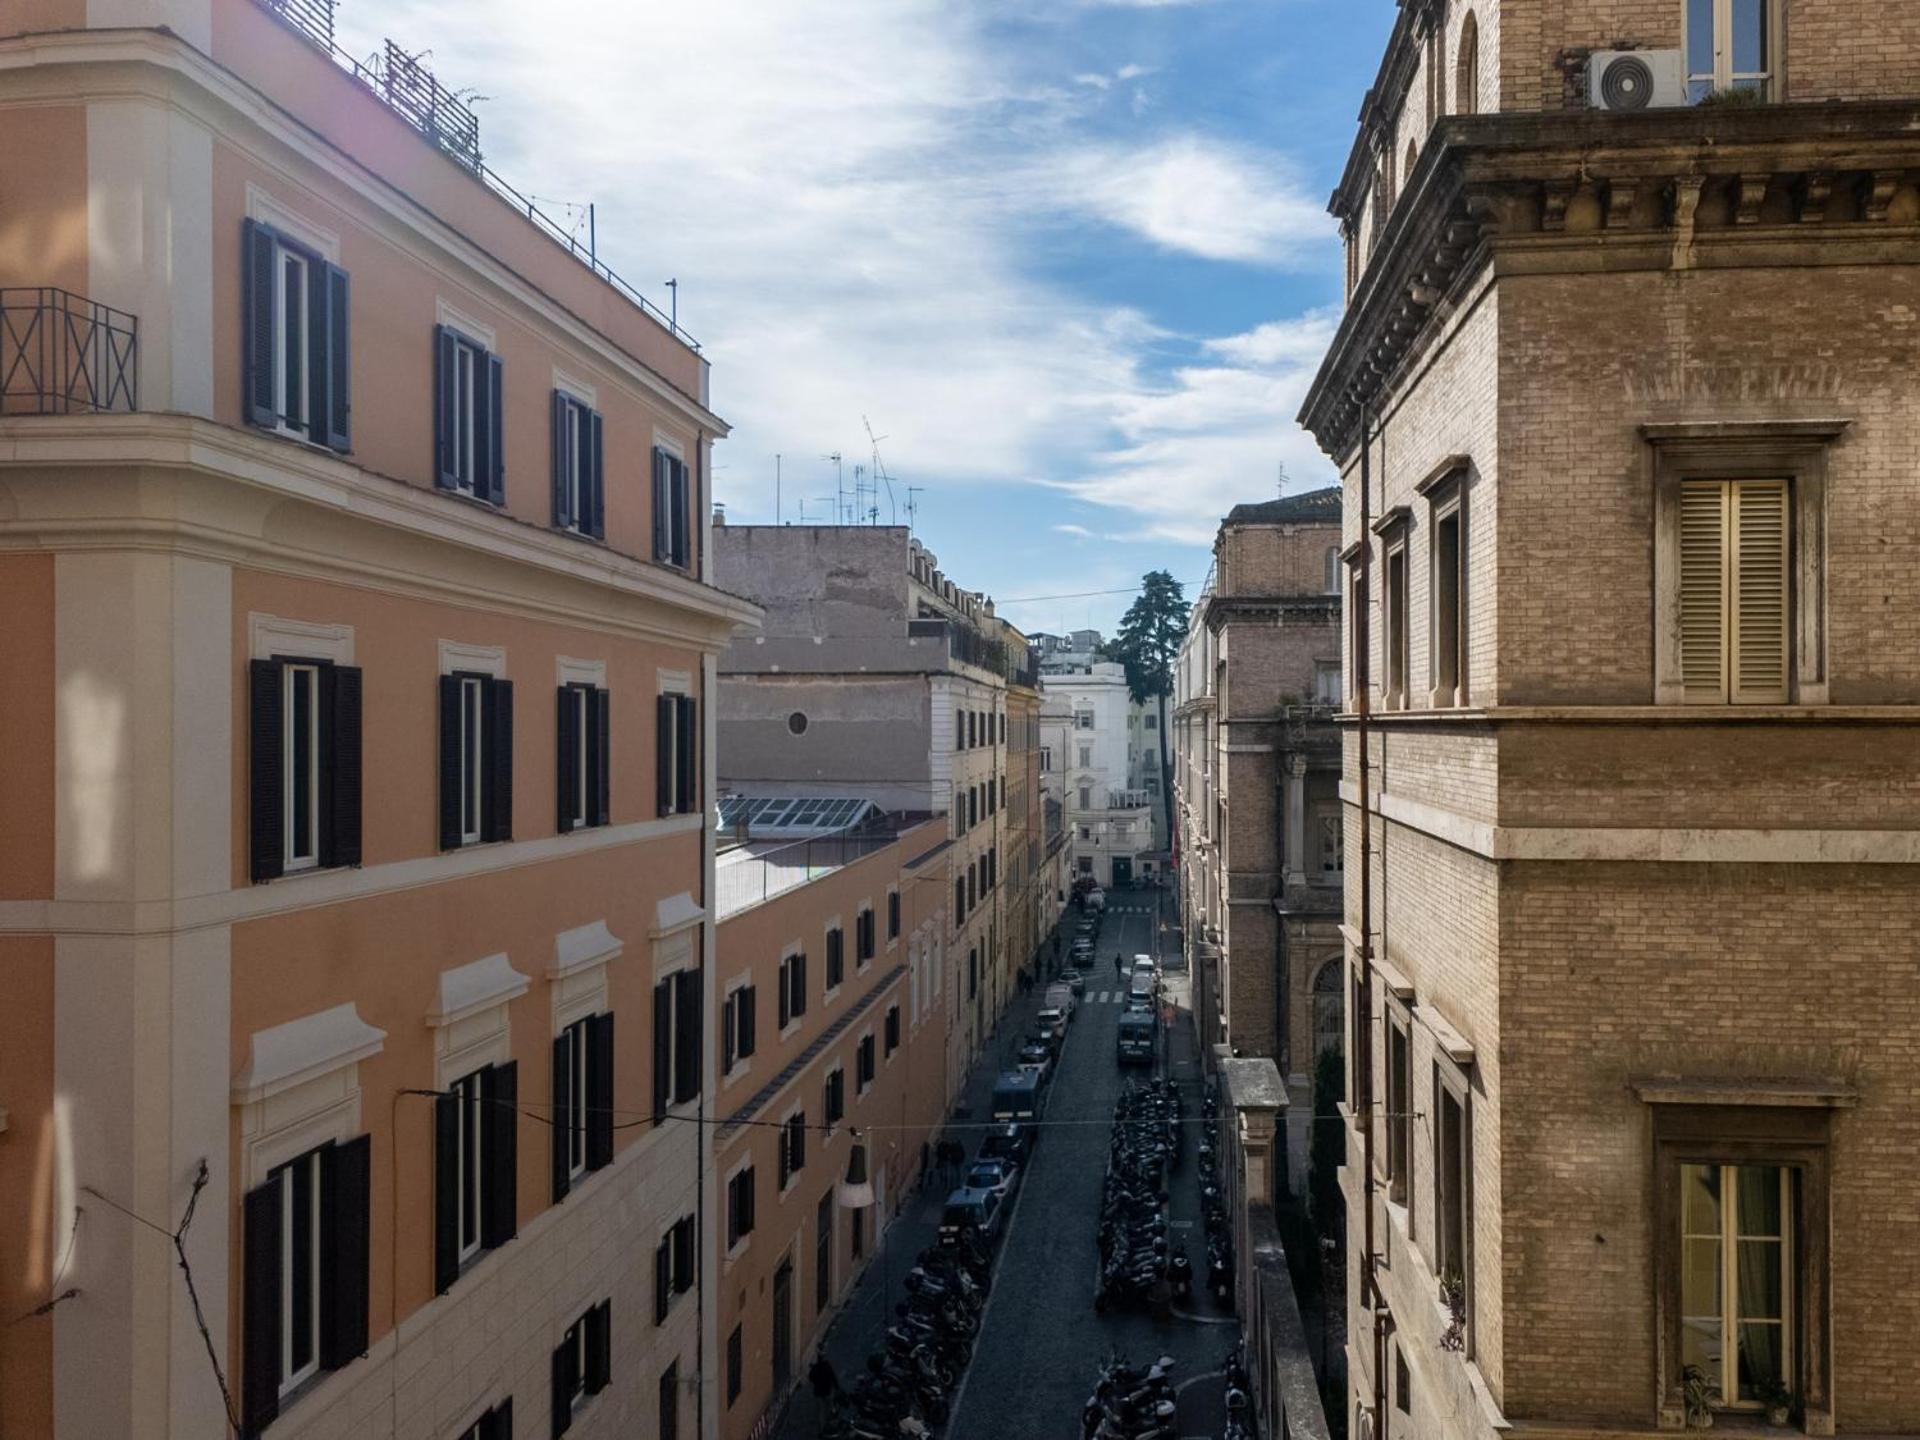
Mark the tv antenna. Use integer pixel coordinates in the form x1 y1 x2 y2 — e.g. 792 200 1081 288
1277 461 1290 499
823 453 845 523
863 417 898 525
904 485 925 531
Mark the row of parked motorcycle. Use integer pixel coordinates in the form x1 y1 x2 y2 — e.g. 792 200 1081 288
1198 1082 1234 1306
1078 1343 1256 1440
819 1228 995 1439
1094 1079 1186 1312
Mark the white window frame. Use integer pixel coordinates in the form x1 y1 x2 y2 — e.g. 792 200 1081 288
1680 1162 1794 1406
561 393 592 534
282 661 321 872
568 681 592 830
1384 533 1410 711
448 331 487 496
450 1067 486 1265
272 242 310 439
274 1146 325 1397
559 1015 591 1182
1317 808 1344 877
458 674 486 845
1685 0 1776 100
855 1029 876 1099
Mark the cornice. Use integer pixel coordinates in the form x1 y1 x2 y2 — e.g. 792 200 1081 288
0 28 726 436
0 413 764 648
1332 0 1442 227
1302 103 1920 460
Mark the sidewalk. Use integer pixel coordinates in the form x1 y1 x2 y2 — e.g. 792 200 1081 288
774 978 1052 1440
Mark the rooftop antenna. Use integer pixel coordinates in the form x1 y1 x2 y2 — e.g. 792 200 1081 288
904 485 925 531
823 453 844 524
863 417 898 525
775 453 782 525
1277 461 1290 499
665 278 678 334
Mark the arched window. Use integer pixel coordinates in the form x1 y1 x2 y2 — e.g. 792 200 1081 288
1457 10 1480 116
1312 959 1345 1095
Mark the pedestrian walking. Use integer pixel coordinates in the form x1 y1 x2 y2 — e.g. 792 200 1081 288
810 1354 841 1431
1114 952 1125 981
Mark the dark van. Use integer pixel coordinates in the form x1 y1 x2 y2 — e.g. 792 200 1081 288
978 1123 1033 1167
991 1070 1044 1125
1117 1011 1156 1065
939 1187 1005 1247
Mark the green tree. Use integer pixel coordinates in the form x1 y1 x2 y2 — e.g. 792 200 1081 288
1109 570 1189 858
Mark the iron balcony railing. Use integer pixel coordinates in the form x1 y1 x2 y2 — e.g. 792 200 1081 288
0 289 138 416
714 826 901 919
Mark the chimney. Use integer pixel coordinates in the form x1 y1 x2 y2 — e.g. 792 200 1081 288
712 503 727 526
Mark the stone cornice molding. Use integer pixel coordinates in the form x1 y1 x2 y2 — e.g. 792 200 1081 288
0 414 764 648
1332 0 1444 227
1303 103 1920 459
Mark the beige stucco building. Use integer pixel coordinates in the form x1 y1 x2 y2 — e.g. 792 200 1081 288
0 2 757 1437
1304 3 1920 1438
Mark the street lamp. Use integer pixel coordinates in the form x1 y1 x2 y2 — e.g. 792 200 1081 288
838 1133 876 1211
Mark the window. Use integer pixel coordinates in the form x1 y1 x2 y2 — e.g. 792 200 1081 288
727 1325 743 1406
249 655 362 881
1429 486 1466 707
1318 810 1344 876
549 1301 610 1436
554 1013 613 1200
968 787 979 828
1456 9 1479 115
1325 545 1341 595
653 445 694 569
779 952 810 1029
556 682 610 832
1078 786 1092 810
815 1193 834 1312
1076 711 1094 730
967 711 977 748
651 967 702 1118
953 876 966 924
722 982 757 1074
1385 1017 1410 1205
654 1214 695 1323
967 948 978 1000
1385 541 1409 708
657 693 700 816
1078 745 1091 768
825 926 845 991
967 866 976 911
1680 1164 1793 1404
240 1136 371 1432
432 326 504 502
856 908 875 965
1687 0 1771 100
434 1062 518 1294
884 1004 901 1057
727 1166 756 1248
457 1400 514 1440
1396 1344 1412 1414
1315 661 1343 705
887 890 901 940
1678 479 1789 704
659 1361 680 1440
823 1066 845 1128
242 219 350 452
1433 1068 1472 1345
956 708 966 751
856 1034 876 1095
1349 563 1370 704
778 1109 807 1189
439 672 513 850
550 391 605 539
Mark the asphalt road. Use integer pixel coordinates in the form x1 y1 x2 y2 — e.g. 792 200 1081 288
947 892 1237 1440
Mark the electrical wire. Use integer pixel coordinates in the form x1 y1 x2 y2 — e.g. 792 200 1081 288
3 1206 82 1327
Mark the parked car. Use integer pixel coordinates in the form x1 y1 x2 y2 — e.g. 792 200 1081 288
1063 969 1087 996
1126 973 1156 1009
1037 1006 1070 1041
1132 955 1157 978
1016 1043 1054 1082
939 1187 1006 1247
1027 1025 1063 1061
1086 888 1107 912
966 1158 1018 1201
978 1123 1034 1167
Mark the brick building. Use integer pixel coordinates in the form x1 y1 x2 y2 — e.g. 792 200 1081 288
1304 3 1920 1438
1173 490 1345 1185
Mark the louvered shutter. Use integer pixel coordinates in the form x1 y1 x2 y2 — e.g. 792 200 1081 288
241 1178 283 1434
592 688 611 826
249 659 285 882
655 1237 672 1323
480 1398 512 1440
551 1035 572 1204
652 448 670 561
484 678 514 842
721 991 736 1073
319 1134 371 1367
777 962 791 1030
585 1300 611 1393
778 1119 791 1189
673 967 701 1105
433 1091 460 1295
550 391 573 530
482 1062 518 1248
1731 480 1790 704
656 694 676 816
550 1337 575 1438
1678 481 1729 703
676 695 698 814
739 985 756 1058
242 219 278 428
794 952 808 1019
588 410 606 540
321 664 362 869
586 1011 614 1170
323 263 351 452
304 258 331 444
438 675 462 850
484 354 506 505
433 326 458 488
653 978 673 1119
556 686 578 834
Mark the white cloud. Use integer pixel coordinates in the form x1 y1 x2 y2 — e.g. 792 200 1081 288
1053 523 1094 537
1072 72 1113 89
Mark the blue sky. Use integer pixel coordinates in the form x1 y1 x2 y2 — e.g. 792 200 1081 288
340 0 1393 635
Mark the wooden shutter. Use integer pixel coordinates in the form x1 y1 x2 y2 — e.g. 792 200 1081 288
321 664 362 868
550 1034 572 1204
592 688 611 826
480 1398 512 1440
241 219 278 428
556 686 579 834
586 1011 614 1170
656 694 676 816
438 675 463 849
676 695 698 814
249 659 285 882
240 1177 283 1435
484 678 514 842
655 1237 672 1323
484 354 506 505
653 978 673 1119
305 257 331 444
550 1336 575 1438
482 1061 518 1248
739 985 756 1058
673 967 701 1105
1731 480 1790 704
319 1134 371 1368
588 409 606 540
433 1091 460 1295
777 961 791 1030
1678 481 1730 703
652 448 670 561
795 952 807 1018
323 262 351 452
778 1120 791 1189
721 991 736 1073
550 391 573 530
585 1300 611 1393
433 326 458 487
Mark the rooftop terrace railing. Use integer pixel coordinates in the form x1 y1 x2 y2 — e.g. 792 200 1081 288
0 289 138 416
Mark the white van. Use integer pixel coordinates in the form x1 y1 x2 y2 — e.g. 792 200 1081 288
1126 972 1156 1009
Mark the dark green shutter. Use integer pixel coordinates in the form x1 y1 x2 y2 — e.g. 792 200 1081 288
656 695 674 816
587 1011 614 1170
249 659 284 883
551 1034 571 1204
323 262 351 452
438 675 462 850
482 1061 518 1248
653 980 672 1120
321 664 362 869
481 1398 512 1440
550 391 573 530
592 688 611 827
432 325 458 488
484 354 506 505
550 1335 575 1437
433 1092 460 1294
738 985 755 1058
484 678 513 843
319 1135 370 1367
242 219 277 428
672 968 700 1105
585 1300 610 1393
240 1177 282 1434
555 686 578 834
587 410 605 540
652 447 669 560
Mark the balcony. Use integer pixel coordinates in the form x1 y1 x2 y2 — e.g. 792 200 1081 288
1 290 138 416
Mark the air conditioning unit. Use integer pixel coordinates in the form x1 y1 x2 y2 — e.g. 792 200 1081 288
1588 49 1687 110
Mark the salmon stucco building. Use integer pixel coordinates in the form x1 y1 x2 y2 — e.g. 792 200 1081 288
0 0 757 1436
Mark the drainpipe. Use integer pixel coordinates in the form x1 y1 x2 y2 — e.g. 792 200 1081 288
1357 401 1389 1437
